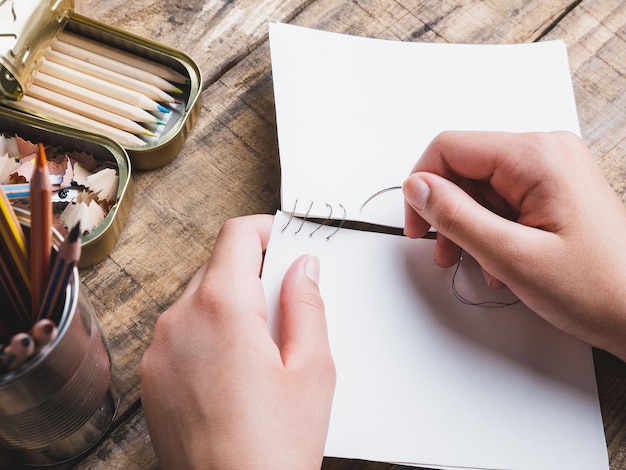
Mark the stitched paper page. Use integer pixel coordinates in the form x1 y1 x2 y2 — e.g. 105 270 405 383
262 211 608 470
269 23 581 228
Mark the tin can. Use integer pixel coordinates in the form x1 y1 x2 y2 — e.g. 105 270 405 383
0 0 202 170
0 208 120 466
0 106 134 267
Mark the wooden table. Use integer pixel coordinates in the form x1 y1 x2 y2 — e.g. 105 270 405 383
30 1 626 468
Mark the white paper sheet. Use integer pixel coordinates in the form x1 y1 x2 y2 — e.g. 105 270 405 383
269 23 581 229
262 211 608 470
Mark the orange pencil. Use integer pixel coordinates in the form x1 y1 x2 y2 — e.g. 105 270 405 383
30 144 53 320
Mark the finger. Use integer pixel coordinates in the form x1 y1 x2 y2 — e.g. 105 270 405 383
209 214 274 278
433 233 461 268
410 130 559 209
403 171 546 264
404 197 431 238
404 130 525 238
182 214 274 299
481 266 506 289
278 255 332 370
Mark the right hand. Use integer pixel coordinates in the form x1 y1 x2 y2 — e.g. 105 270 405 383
403 130 626 361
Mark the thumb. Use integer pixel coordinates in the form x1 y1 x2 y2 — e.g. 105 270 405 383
403 172 524 262
279 255 332 368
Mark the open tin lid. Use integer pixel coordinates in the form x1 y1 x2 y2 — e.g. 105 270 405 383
0 0 74 101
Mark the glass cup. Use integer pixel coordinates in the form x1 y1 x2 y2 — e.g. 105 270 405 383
0 209 120 466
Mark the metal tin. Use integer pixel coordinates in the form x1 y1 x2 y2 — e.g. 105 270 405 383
61 14 203 169
0 106 134 267
0 1 202 169
0 0 74 101
0 208 120 466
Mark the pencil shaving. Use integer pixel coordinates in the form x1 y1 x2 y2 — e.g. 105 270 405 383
86 168 118 201
65 151 99 171
0 153 19 182
59 197 105 234
1 132 119 237
0 135 19 158
72 161 91 187
15 137 38 158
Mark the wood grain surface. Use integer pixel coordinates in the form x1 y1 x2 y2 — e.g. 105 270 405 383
15 1 623 468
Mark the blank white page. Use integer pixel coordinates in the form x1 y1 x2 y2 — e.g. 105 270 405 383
269 23 581 229
262 211 608 470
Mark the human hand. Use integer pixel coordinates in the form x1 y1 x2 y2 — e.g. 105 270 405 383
403 131 626 361
141 215 335 469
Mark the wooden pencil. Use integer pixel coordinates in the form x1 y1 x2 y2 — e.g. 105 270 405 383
11 95 148 147
1 332 35 372
28 84 156 137
1 183 30 200
38 223 81 322
0 188 31 326
58 30 189 84
0 187 31 299
31 319 58 349
40 60 171 113
34 73 167 125
0 250 31 328
52 39 184 94
30 144 53 320
46 49 179 104
0 188 29 282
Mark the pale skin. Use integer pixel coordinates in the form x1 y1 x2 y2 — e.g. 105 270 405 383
141 131 626 468
141 216 335 469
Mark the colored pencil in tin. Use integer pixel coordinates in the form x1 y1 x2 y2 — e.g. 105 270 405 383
0 187 31 325
30 144 53 320
38 223 81 322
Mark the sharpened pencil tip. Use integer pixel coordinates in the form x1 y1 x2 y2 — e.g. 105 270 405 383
144 130 156 137
36 143 47 167
155 119 166 126
68 223 81 243
157 104 171 113
173 86 184 94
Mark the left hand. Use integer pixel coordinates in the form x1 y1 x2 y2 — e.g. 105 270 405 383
141 215 336 469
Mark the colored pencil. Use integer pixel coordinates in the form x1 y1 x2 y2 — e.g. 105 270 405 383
0 188 29 286
2 183 81 204
0 333 35 372
34 73 167 125
11 95 148 147
0 252 31 329
30 144 53 320
46 49 180 104
2 333 35 371
40 60 171 114
0 188 31 325
52 39 184 94
58 31 189 84
28 84 156 137
1 184 29 200
31 319 58 349
38 223 81 322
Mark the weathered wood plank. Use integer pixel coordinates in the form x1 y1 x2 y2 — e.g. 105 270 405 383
74 0 312 85
545 1 626 203
64 0 626 468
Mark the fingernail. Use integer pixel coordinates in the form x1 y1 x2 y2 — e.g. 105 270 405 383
403 175 430 211
304 255 320 285
484 272 493 288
